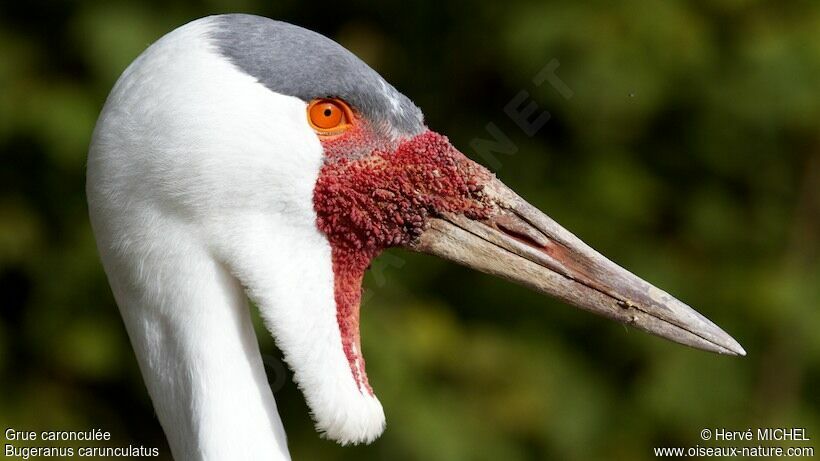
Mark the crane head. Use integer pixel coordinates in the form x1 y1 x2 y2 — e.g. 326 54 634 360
88 13 744 448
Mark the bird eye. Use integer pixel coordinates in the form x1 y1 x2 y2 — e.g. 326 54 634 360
308 98 352 135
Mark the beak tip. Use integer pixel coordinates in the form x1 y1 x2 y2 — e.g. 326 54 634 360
724 337 746 357
704 325 745 356
705 317 746 357
699 323 747 357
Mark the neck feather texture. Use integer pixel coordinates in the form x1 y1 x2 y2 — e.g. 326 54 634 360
106 232 291 460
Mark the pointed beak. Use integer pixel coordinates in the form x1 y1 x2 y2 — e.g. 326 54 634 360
407 165 745 356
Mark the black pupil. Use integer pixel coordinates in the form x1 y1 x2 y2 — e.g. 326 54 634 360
324 108 332 117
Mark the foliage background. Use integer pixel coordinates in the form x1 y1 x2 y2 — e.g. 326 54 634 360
1 0 818 459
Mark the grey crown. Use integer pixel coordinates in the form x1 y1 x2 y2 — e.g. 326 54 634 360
211 14 424 137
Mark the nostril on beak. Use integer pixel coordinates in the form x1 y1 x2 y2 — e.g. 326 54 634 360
486 211 550 248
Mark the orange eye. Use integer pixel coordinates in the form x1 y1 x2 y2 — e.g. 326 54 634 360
308 98 352 134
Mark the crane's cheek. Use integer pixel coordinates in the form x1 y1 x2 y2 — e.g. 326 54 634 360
313 130 496 392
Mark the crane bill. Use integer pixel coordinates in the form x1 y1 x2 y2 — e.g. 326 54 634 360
408 180 746 357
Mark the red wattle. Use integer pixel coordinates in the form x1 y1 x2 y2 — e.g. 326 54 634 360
313 129 493 392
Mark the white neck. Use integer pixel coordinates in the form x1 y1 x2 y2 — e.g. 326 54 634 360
87 16 386 456
108 228 291 460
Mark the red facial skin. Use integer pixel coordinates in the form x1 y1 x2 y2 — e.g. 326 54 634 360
313 124 494 392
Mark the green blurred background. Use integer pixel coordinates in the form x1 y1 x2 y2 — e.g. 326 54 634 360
1 0 818 459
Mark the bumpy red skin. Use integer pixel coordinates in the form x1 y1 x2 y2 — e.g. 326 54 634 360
313 127 494 392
